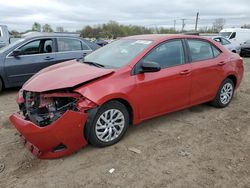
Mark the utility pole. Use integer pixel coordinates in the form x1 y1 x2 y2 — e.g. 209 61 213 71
173 20 176 30
195 12 199 31
181 19 186 32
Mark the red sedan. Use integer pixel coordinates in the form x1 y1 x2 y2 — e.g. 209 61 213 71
10 34 244 159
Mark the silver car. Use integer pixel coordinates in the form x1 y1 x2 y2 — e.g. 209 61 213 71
0 33 100 92
0 25 10 48
212 36 241 54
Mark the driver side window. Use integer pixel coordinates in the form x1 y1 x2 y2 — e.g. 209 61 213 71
19 40 41 55
18 39 53 55
142 40 185 69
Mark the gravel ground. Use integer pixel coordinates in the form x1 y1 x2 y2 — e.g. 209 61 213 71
0 58 249 188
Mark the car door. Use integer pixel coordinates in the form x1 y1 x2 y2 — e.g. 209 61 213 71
133 39 191 120
4 38 56 84
55 37 92 63
186 39 226 105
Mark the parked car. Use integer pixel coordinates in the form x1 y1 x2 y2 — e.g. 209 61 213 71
212 36 241 53
10 34 244 159
0 25 10 48
94 39 108 46
0 33 100 92
240 39 250 57
219 28 250 45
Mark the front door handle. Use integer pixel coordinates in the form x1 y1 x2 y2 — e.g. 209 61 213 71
44 56 54 61
218 61 226 66
179 69 191 75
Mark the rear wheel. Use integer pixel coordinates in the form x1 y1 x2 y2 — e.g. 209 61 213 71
211 78 235 108
86 101 129 147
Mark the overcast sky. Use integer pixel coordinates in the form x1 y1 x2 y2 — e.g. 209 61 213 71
0 0 249 31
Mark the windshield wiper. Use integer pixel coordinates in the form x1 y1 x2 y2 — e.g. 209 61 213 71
82 60 105 68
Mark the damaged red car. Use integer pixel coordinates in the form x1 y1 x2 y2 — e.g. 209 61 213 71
10 34 244 159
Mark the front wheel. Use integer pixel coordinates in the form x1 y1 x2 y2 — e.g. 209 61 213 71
211 78 235 108
86 101 129 147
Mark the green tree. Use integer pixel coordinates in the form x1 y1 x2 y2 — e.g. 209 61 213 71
241 24 250 29
32 22 41 32
42 24 53 32
158 27 177 34
80 25 93 38
56 26 64 32
10 30 20 37
212 18 226 32
80 21 154 39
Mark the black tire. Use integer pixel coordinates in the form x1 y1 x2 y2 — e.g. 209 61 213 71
211 78 235 108
86 101 129 147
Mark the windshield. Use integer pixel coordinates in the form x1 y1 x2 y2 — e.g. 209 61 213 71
84 39 153 68
0 38 25 53
219 32 232 38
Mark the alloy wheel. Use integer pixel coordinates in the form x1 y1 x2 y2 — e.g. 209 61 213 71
220 83 233 105
95 109 125 142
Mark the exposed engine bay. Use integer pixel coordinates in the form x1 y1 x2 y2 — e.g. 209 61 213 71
19 91 96 127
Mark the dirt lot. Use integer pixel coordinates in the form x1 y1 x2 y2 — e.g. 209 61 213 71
0 59 249 188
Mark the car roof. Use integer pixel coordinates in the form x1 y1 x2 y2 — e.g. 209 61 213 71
220 28 250 32
123 34 209 42
211 36 229 40
23 32 81 39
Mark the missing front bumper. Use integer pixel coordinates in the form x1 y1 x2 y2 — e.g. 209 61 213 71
9 110 88 159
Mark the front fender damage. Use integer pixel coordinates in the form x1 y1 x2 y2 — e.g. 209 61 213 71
10 90 98 159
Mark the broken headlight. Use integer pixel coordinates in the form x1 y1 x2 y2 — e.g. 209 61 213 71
21 91 81 127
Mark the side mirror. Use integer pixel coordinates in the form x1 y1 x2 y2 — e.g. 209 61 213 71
140 61 161 73
12 50 22 57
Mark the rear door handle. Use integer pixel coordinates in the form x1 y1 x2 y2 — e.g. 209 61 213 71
44 56 54 61
179 69 191 75
218 61 226 66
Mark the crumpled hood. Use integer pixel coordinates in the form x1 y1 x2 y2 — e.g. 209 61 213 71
23 60 114 92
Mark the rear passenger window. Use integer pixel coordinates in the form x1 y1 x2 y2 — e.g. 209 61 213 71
142 40 185 69
187 40 214 61
81 42 90 50
57 38 82 52
212 46 221 57
44 40 53 53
